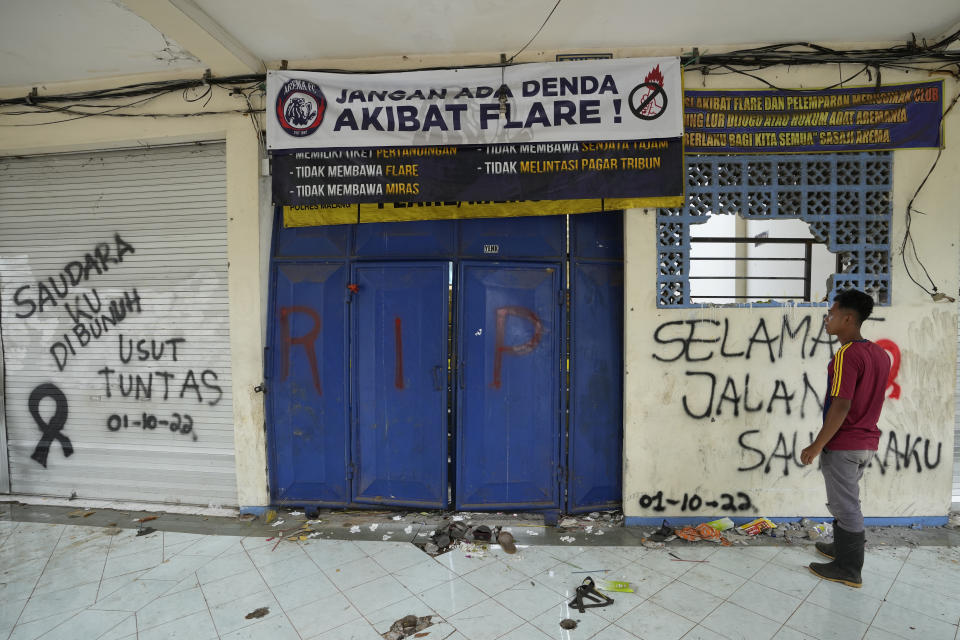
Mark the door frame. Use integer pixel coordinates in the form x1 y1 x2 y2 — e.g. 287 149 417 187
265 214 623 513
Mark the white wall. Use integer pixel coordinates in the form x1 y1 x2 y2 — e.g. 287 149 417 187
0 83 268 508
3 50 957 517
625 66 960 521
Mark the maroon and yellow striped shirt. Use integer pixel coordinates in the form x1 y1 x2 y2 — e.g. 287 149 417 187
823 339 890 450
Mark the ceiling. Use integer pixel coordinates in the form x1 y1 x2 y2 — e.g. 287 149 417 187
1 0 959 88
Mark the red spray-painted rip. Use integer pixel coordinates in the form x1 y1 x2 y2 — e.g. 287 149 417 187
492 306 543 389
280 306 322 395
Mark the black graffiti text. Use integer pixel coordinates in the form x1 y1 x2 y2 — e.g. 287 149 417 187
638 490 755 513
118 335 186 363
680 370 823 420
96 367 223 406
871 431 942 475
49 289 143 371
738 429 943 476
107 412 195 440
652 315 837 364
13 233 135 319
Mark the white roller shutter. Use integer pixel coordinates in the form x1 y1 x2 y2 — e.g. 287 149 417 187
0 143 237 507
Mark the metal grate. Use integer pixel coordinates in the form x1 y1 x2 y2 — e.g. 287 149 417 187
657 152 892 308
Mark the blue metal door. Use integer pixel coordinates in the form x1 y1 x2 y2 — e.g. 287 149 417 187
269 262 349 504
568 262 623 511
568 212 624 512
351 262 450 507
456 262 561 510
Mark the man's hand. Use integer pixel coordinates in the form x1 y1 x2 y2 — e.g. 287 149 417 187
800 445 822 465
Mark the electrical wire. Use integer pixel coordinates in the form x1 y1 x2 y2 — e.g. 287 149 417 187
506 0 563 64
1 29 958 114
0 74 263 107
182 82 213 108
0 92 172 126
898 86 960 297
713 64 871 92
232 84 268 158
0 75 265 128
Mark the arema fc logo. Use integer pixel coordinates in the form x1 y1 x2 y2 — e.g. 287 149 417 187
276 79 326 137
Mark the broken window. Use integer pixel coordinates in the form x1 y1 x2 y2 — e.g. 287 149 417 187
657 153 891 307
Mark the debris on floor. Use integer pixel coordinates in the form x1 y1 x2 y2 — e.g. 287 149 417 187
705 517 735 531
382 614 435 640
560 619 578 630
569 577 614 613
675 523 730 545
265 520 330 549
596 578 634 593
245 607 269 619
136 526 156 537
737 517 776 536
496 527 517 554
418 520 496 556
557 510 624 533
647 520 677 542
668 552 708 563
68 509 95 518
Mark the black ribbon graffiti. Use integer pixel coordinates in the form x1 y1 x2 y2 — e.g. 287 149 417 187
29 383 73 468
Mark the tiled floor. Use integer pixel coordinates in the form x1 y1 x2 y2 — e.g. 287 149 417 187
1 518 959 640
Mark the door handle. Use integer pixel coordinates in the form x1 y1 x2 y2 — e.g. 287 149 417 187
432 365 442 391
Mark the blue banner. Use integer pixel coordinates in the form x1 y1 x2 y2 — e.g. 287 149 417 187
684 81 942 154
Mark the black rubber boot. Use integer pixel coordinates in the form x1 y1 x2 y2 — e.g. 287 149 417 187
814 520 837 559
809 525 864 588
814 540 835 560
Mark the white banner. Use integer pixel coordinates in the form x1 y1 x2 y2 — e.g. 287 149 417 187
267 57 682 150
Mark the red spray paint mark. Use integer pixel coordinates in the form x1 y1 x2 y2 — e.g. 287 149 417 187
394 316 405 390
876 338 901 399
280 306 322 395
492 306 543 389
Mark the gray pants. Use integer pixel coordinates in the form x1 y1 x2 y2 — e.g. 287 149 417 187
820 449 873 533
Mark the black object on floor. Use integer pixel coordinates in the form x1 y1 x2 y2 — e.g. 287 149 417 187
648 519 674 542
568 577 614 613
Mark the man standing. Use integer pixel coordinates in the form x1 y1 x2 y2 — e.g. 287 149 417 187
800 288 890 589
